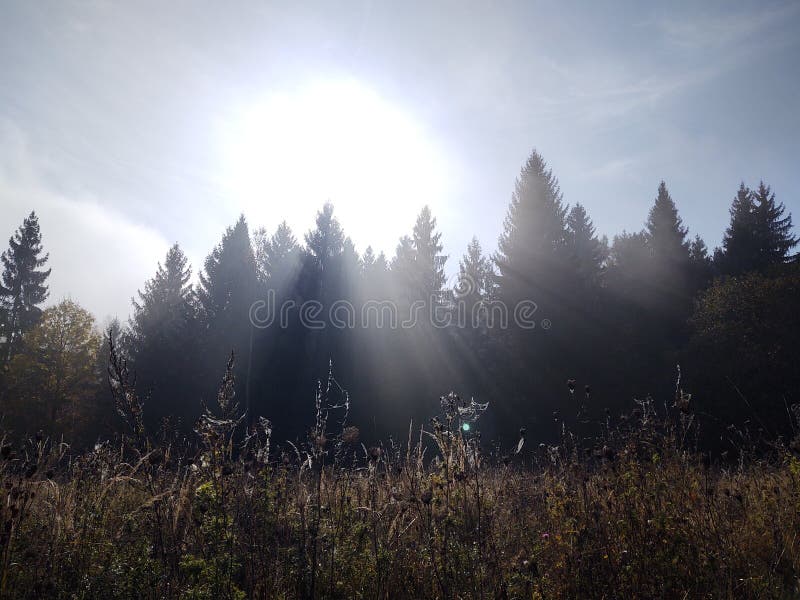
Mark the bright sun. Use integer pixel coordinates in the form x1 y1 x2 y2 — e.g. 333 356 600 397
219 79 452 251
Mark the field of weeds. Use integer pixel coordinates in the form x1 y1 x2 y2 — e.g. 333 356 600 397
1 354 799 599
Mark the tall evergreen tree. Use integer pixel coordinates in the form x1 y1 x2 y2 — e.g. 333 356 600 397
198 215 258 324
362 246 389 301
491 151 573 426
458 236 494 318
495 150 569 306
751 181 797 269
717 183 757 275
362 246 377 273
129 244 194 353
254 221 300 283
717 182 797 275
254 221 301 292
645 181 690 264
390 235 417 301
305 202 345 271
0 211 51 362
689 235 714 288
127 244 197 430
411 206 447 300
642 182 694 329
566 203 606 287
197 215 259 417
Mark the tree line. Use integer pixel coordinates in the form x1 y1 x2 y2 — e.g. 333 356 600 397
1 149 798 447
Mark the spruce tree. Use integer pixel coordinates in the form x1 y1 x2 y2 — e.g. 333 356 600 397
255 221 300 288
362 247 389 301
198 215 258 323
362 246 376 272
127 244 197 430
305 202 345 271
458 236 494 310
391 235 417 301
129 244 194 355
645 181 690 265
717 183 757 275
689 235 714 288
751 181 797 269
411 206 447 300
0 211 51 362
717 182 797 275
495 150 569 306
197 215 259 422
566 203 606 286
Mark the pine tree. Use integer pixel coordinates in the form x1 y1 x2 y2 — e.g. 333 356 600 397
458 236 494 305
0 211 51 362
129 244 194 356
751 181 797 269
305 203 345 271
198 215 258 323
126 244 197 430
391 235 417 301
197 215 259 423
411 206 447 300
337 237 362 299
362 246 376 273
717 183 757 275
254 221 301 289
645 181 690 265
717 182 797 275
362 247 389 301
689 235 714 288
566 203 606 286
495 150 569 305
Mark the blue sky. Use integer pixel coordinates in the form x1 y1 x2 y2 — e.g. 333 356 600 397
1 0 798 320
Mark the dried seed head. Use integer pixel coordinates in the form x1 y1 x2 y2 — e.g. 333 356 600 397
341 426 360 444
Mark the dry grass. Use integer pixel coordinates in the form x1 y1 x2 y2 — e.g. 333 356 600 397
1 362 799 599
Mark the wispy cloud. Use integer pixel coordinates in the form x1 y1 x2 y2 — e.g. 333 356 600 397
0 120 170 321
657 4 800 50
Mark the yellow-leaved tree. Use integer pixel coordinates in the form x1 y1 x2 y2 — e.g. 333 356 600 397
5 299 101 441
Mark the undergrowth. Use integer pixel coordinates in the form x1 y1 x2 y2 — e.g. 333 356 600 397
0 343 799 599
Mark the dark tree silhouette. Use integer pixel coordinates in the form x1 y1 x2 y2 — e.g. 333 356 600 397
127 243 198 430
0 211 51 363
197 215 259 421
566 203 606 288
495 150 569 310
716 182 797 275
411 205 447 301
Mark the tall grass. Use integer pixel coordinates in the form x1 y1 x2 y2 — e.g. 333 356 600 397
1 350 799 598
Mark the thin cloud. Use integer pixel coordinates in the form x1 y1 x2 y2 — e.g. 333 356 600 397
657 4 800 50
0 120 170 322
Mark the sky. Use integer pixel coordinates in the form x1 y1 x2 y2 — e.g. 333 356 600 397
1 0 799 322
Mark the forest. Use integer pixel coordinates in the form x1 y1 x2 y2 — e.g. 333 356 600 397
1 149 800 598
1 149 797 449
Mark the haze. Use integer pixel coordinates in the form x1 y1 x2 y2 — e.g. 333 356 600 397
1 0 799 320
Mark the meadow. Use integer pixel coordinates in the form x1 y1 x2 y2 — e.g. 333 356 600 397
1 350 798 600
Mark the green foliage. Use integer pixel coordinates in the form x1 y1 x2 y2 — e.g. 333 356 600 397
688 266 800 428
4 299 100 438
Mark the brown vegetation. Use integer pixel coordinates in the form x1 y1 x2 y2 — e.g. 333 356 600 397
1 355 799 599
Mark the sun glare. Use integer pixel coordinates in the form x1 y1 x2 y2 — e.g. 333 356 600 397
219 79 452 250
